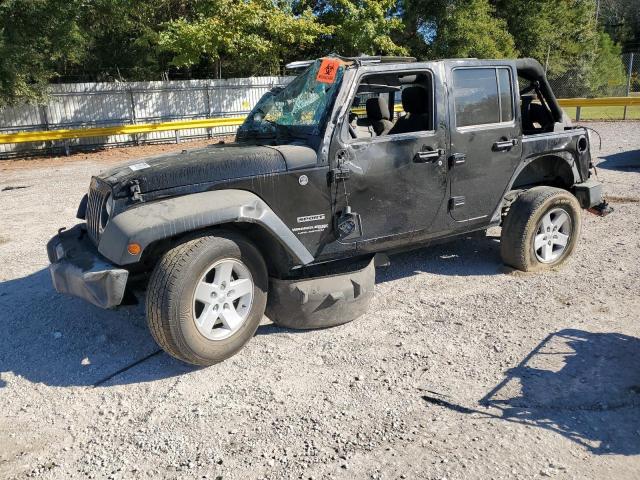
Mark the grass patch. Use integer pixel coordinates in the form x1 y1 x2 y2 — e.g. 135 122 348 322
566 105 640 121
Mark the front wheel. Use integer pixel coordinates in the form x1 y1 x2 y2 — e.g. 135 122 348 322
500 186 582 272
146 232 267 366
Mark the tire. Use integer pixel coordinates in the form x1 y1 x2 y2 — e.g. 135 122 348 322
146 231 268 366
500 186 582 272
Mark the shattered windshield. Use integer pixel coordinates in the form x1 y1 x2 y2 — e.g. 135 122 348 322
237 58 345 139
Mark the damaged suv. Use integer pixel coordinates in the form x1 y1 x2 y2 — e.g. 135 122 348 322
47 56 610 366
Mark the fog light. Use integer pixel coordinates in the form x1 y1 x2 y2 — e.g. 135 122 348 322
127 243 141 255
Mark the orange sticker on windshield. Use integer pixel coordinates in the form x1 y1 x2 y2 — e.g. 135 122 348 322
316 58 341 83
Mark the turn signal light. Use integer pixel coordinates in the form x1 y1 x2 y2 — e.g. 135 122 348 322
127 243 142 255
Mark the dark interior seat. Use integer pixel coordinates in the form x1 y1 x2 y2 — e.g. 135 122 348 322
389 86 431 135
365 97 393 136
521 95 553 133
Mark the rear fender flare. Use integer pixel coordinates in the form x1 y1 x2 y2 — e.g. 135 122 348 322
99 189 314 266
510 152 581 190
490 153 581 223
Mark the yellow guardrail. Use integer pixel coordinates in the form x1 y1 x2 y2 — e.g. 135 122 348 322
557 96 640 108
0 96 638 145
0 116 245 144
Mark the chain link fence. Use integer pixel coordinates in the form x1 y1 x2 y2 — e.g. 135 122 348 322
546 53 639 120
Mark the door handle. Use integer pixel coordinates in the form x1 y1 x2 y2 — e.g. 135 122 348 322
493 139 518 151
449 152 467 166
413 148 444 163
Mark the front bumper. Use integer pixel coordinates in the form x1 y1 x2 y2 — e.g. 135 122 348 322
47 224 129 309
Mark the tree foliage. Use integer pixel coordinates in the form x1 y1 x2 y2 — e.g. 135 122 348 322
296 0 408 56
0 0 88 106
0 0 633 104
405 0 516 59
158 1 329 76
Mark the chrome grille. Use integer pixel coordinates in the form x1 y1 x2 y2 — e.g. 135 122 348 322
86 178 111 245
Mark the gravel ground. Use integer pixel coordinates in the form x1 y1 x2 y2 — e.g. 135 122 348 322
1 122 639 480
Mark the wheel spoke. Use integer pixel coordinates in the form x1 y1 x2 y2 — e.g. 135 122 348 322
534 233 547 251
214 261 234 286
194 282 215 304
193 258 254 340
220 305 243 330
542 242 553 261
552 211 570 230
554 232 569 247
196 304 218 332
541 213 553 231
227 278 252 301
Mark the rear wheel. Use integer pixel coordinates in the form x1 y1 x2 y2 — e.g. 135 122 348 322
146 232 267 366
500 186 582 272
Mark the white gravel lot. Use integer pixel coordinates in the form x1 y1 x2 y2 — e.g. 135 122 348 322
1 122 639 480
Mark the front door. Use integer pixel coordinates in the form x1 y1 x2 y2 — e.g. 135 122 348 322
446 64 522 222
341 134 447 242
334 67 448 243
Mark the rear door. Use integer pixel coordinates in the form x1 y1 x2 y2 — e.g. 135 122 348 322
446 63 522 222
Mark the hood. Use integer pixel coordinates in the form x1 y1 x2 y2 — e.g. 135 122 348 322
97 143 289 195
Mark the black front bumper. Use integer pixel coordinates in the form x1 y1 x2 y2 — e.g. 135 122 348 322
47 224 129 309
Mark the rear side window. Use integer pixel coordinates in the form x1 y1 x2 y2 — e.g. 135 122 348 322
498 69 514 122
453 67 514 127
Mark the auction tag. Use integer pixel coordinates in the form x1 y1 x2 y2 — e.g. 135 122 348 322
129 162 150 171
316 58 341 84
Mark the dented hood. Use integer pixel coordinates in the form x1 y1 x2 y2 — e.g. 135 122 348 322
96 143 288 195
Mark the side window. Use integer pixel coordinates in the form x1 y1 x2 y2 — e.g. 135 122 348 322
347 70 434 140
453 67 514 127
497 69 514 122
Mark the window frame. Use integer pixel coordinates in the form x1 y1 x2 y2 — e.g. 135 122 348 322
451 66 516 131
341 67 437 144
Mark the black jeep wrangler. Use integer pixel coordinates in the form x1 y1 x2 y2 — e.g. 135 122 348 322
47 56 609 366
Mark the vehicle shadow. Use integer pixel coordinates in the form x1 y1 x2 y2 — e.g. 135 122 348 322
0 269 194 388
376 232 505 283
597 149 640 171
425 329 640 455
0 234 505 388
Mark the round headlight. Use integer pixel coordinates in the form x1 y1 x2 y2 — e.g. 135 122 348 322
100 193 114 230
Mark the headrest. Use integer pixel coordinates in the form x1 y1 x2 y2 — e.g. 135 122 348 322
401 86 428 114
366 97 391 121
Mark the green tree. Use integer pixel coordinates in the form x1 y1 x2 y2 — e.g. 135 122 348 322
82 0 189 81
295 0 408 56
494 0 626 97
599 0 640 50
493 0 598 77
587 30 627 96
0 0 88 106
158 0 329 77
404 0 517 59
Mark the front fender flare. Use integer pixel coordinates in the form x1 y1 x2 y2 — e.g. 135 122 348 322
99 189 314 266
